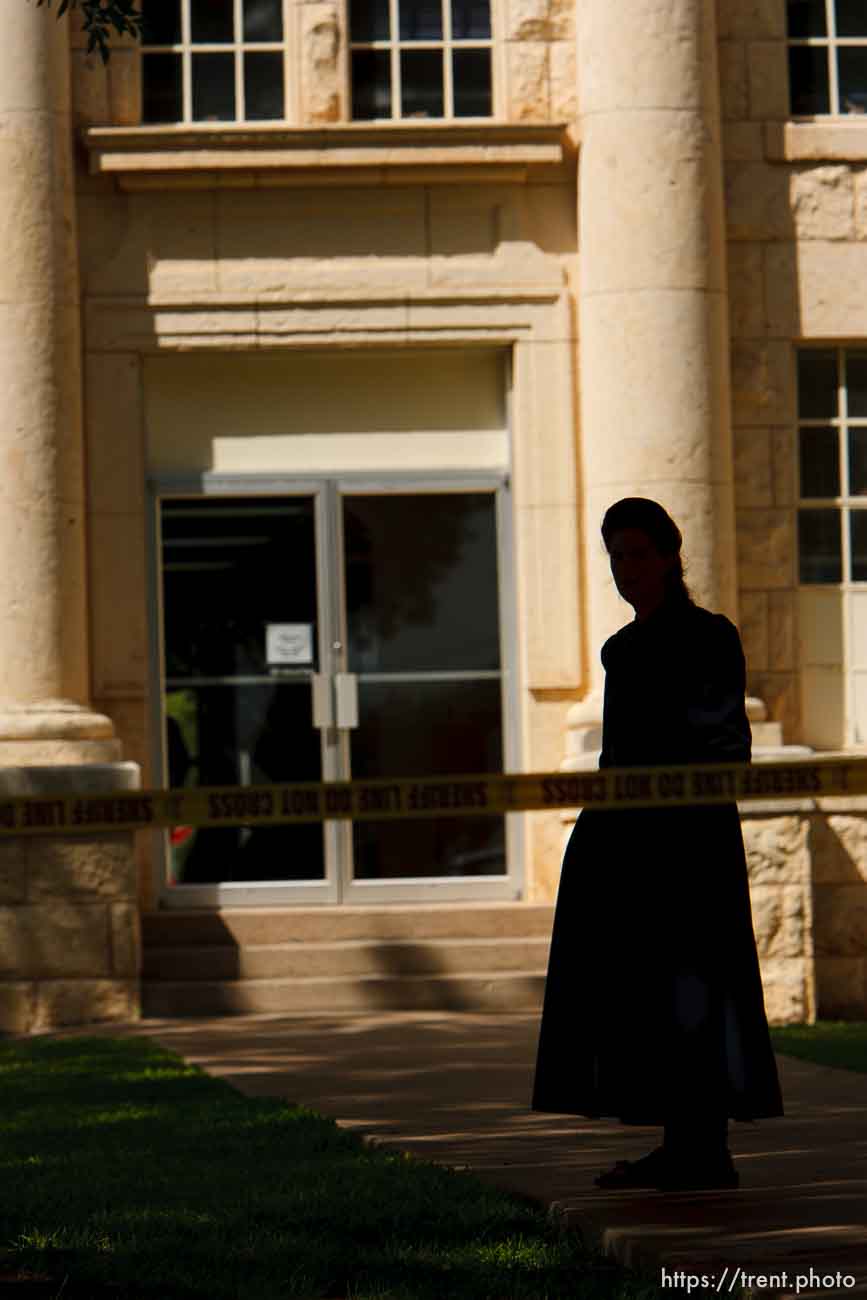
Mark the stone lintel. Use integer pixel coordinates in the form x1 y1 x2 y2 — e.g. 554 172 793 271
82 122 576 189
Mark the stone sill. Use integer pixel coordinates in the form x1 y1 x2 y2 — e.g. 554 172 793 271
766 120 867 162
81 122 576 190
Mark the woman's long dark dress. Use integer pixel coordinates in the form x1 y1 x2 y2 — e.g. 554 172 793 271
531 595 783 1125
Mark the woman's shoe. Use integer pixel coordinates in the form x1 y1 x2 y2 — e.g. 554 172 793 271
594 1145 668 1189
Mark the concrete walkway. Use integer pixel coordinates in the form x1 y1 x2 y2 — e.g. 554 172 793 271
40 1012 867 1298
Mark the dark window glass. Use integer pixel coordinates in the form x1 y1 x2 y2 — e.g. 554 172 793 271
351 50 391 118
838 47 867 114
453 49 491 115
786 0 827 38
846 352 867 416
344 495 500 674
798 508 842 582
351 682 504 879
353 811 506 879
141 0 181 45
401 49 444 116
244 51 284 118
244 0 283 41
789 45 831 113
161 497 323 886
850 511 867 580
399 0 442 41
836 0 867 38
798 350 838 418
848 429 867 496
191 0 234 43
142 53 183 122
451 0 490 39
800 427 840 498
350 0 390 42
192 52 236 120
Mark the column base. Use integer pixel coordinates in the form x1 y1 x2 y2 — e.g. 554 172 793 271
563 691 604 768
0 698 122 764
563 692 804 767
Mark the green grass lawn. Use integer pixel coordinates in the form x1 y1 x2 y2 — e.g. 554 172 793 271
0 1035 663 1300
769 1020 867 1074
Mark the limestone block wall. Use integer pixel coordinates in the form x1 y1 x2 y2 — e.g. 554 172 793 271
504 0 575 122
0 767 142 1035
719 0 867 748
808 801 867 1017
719 0 800 745
741 807 815 1023
0 834 140 1034
743 799 867 1022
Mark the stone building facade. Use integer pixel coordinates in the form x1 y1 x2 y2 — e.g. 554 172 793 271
0 0 866 1034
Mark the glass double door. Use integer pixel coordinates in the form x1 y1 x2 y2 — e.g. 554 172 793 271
158 479 514 904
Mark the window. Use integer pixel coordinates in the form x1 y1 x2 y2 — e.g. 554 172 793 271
140 0 287 123
787 1 867 115
797 348 867 583
349 0 493 120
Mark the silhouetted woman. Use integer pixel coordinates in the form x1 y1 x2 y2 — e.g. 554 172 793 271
531 497 783 1190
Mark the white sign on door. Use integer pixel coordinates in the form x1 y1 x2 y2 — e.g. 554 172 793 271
266 623 314 666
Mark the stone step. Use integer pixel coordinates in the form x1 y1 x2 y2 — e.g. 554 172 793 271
142 971 547 1017
143 936 552 982
142 903 556 948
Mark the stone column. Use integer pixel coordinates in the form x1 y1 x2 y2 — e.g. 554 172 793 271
0 3 119 761
565 0 740 765
0 7 140 1035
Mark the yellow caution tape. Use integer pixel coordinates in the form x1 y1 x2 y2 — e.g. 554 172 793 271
0 756 865 836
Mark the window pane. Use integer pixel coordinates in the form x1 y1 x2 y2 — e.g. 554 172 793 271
244 51 284 118
244 0 283 41
401 49 444 117
399 0 443 40
788 46 831 114
798 509 842 582
191 0 234 43
451 0 490 39
351 50 391 118
192 52 236 120
161 497 318 679
453 49 491 115
350 0 390 42
142 53 183 122
800 427 840 498
846 352 867 416
798 350 838 418
838 48 867 115
353 811 506 878
850 511 867 580
836 0 867 38
345 494 500 673
351 681 504 880
848 429 867 496
786 0 827 38
351 682 503 777
141 0 181 45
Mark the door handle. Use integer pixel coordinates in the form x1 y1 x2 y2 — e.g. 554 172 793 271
335 673 359 729
311 673 333 728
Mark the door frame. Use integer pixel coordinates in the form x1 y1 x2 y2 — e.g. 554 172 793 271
146 471 524 907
